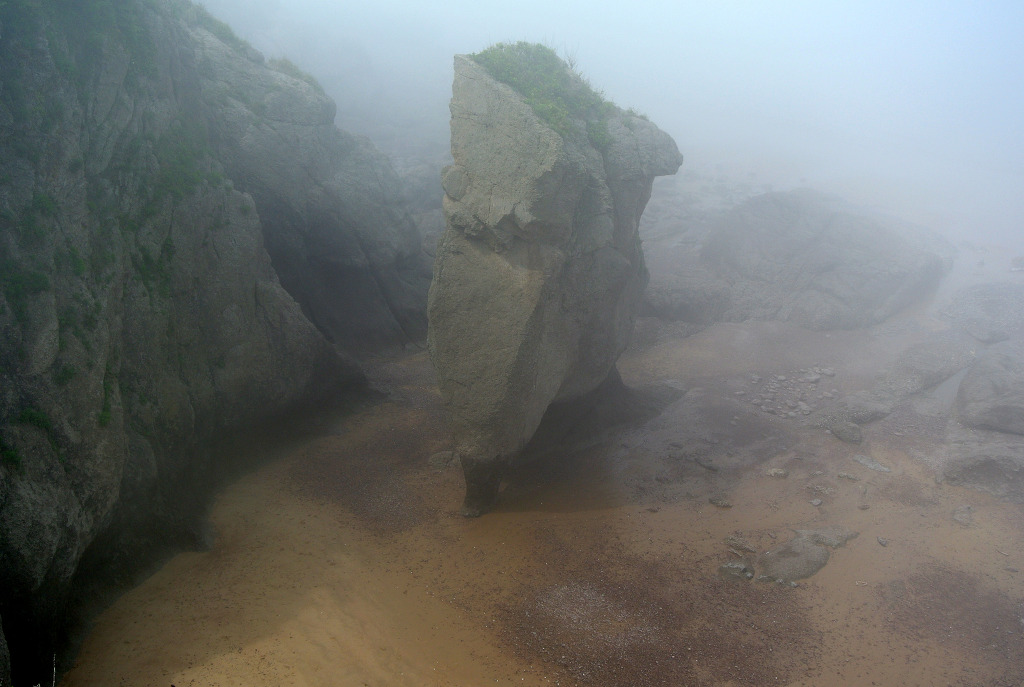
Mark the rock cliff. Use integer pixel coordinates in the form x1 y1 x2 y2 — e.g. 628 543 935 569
427 45 682 515
0 1 427 682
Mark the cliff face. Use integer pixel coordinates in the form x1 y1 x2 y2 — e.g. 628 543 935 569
427 46 681 515
194 30 430 351
0 2 427 682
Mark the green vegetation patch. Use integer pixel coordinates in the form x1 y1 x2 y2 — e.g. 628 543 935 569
98 367 114 427
194 4 252 55
52 364 78 386
470 42 616 148
17 407 52 433
17 405 62 454
0 433 23 471
153 121 212 201
1 261 51 324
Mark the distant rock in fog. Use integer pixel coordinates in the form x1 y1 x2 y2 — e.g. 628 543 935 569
644 189 952 331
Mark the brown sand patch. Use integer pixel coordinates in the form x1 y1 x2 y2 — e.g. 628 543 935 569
880 564 1024 671
62 324 1024 687
494 523 818 687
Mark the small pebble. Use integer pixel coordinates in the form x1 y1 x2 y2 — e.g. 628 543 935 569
877 537 889 547
858 504 870 510
810 498 823 507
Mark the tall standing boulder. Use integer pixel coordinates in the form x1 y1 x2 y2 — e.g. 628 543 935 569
427 44 682 515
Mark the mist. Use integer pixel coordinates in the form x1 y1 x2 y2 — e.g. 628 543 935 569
6 2 1019 683
197 0 1024 249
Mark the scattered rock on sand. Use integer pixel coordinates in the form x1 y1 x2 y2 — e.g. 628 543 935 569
952 505 975 527
726 535 758 554
854 454 891 473
766 468 789 478
794 526 859 548
829 421 864 444
759 538 831 583
719 561 755 580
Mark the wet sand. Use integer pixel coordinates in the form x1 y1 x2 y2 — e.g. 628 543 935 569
62 314 1024 686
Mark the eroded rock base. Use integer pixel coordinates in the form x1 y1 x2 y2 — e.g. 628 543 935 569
460 456 507 517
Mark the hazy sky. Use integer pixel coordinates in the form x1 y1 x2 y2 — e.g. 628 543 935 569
199 0 1024 248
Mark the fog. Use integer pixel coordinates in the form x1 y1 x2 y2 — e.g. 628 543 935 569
198 0 1023 249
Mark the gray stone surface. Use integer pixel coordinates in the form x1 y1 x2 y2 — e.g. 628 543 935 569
759 537 831 583
956 339 1024 435
0 619 8 687
943 282 1024 343
811 333 975 438
758 527 858 583
941 427 1024 502
428 54 681 514
196 30 431 352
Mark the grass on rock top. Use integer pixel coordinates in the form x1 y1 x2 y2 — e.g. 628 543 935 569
470 42 616 148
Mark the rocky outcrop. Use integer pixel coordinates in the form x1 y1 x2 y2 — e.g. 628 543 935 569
810 333 976 440
645 190 951 331
427 47 682 515
943 282 1024 344
942 428 1024 502
0 2 424 682
956 340 1024 435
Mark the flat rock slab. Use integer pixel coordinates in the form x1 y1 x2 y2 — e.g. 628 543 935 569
759 537 831 583
758 526 859 583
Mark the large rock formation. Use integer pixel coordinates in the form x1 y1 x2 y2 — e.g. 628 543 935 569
427 46 682 515
0 2 427 682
